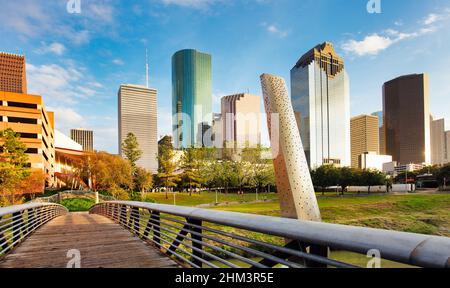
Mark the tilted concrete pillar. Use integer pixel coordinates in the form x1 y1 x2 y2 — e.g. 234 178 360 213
260 74 321 222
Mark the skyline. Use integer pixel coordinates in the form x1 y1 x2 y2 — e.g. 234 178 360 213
1 0 450 153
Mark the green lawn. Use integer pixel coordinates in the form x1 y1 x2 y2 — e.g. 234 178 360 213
60 198 96 212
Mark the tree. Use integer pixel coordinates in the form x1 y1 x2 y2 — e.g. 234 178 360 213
311 165 339 195
121 133 143 169
338 167 356 195
180 146 203 195
437 164 450 188
360 169 385 193
242 145 274 194
134 167 153 199
0 129 31 205
156 136 180 198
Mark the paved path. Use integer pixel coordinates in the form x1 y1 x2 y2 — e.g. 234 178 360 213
0 212 178 268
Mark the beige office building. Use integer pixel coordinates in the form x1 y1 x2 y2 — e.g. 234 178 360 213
383 74 431 165
430 117 446 165
221 93 261 149
70 128 94 152
118 84 158 173
350 114 379 168
445 131 450 164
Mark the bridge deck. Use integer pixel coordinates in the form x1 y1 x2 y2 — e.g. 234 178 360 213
0 212 178 268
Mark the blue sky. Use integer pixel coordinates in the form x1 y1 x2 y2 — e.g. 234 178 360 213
1 0 449 153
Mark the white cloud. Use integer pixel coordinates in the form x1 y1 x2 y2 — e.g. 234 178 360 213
112 58 125 65
341 11 447 57
47 106 86 132
262 23 289 38
88 4 115 23
158 107 172 139
160 0 220 9
35 42 66 55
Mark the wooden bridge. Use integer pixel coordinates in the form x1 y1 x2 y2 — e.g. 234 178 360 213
0 202 449 268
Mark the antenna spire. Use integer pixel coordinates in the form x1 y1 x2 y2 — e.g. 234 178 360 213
145 48 149 88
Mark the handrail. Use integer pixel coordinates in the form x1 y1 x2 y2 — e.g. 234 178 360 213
90 201 450 268
0 203 68 256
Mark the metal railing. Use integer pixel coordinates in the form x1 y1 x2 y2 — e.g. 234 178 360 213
90 201 450 268
0 203 68 256
30 190 115 204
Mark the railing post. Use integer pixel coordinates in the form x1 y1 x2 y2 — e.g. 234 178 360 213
0 216 9 253
132 207 140 235
26 208 34 234
120 205 127 226
188 218 203 267
151 211 161 249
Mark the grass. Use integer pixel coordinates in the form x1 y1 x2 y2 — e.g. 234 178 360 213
60 198 96 212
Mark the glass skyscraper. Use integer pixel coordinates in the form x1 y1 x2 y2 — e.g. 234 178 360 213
290 42 350 168
172 49 212 148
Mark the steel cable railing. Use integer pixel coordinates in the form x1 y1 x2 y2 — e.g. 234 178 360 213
0 203 68 256
90 201 450 268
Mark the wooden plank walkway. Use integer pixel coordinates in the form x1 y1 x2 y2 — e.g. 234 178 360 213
0 212 178 268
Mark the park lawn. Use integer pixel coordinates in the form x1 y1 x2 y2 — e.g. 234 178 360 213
210 194 450 237
144 192 279 207
60 198 96 212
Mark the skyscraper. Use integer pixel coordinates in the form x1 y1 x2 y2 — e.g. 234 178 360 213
445 131 450 164
118 84 158 173
372 111 385 155
0 52 27 94
172 49 212 149
70 129 94 152
430 117 446 165
221 93 261 149
291 42 350 168
383 74 431 165
350 115 379 168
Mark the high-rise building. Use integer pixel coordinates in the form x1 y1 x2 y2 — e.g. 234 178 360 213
0 92 55 187
445 131 450 163
350 114 379 168
221 93 261 149
211 113 223 148
118 84 158 173
172 49 212 148
372 111 385 155
430 117 446 165
290 42 350 168
70 128 94 152
0 52 27 94
383 74 431 165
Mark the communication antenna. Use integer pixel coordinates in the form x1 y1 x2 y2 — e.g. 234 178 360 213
145 48 149 88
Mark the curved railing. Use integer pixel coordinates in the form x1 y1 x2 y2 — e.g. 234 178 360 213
90 201 450 268
0 203 68 256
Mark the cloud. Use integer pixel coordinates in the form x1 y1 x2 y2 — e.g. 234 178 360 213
341 11 447 57
35 42 66 55
159 0 221 9
47 106 86 131
157 107 172 139
112 58 125 65
88 3 115 23
262 23 289 38
26 62 100 105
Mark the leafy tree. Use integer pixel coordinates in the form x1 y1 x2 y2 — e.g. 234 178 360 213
156 136 180 198
121 133 143 169
134 167 153 198
242 145 274 193
180 146 203 195
0 129 31 205
360 169 385 193
437 164 450 188
338 167 356 194
311 165 339 194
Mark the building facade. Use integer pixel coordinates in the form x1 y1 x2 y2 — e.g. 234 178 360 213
172 49 212 148
118 84 158 173
0 52 27 94
221 93 261 149
430 117 446 165
55 129 86 189
70 128 94 152
211 113 223 148
445 131 450 164
372 111 385 155
383 74 431 165
350 114 379 168
0 91 55 187
359 152 392 171
290 42 350 168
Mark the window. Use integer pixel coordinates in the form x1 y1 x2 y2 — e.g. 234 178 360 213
26 148 39 154
7 102 37 109
8 117 38 125
18 133 38 139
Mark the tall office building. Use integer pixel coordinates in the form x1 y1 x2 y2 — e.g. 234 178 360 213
172 49 212 148
118 84 158 173
211 113 223 148
291 42 350 168
221 93 261 149
350 114 379 168
372 111 385 155
430 117 446 165
383 74 431 165
0 52 27 94
445 131 450 164
70 129 94 152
